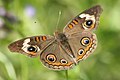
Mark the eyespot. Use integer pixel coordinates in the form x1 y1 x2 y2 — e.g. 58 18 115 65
85 20 93 27
46 54 56 62
81 37 90 46
27 46 38 52
78 48 85 55
60 59 68 64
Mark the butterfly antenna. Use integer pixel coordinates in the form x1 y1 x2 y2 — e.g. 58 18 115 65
55 11 62 31
65 70 69 80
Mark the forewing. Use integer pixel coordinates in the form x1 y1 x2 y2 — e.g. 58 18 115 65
63 5 103 36
8 35 54 57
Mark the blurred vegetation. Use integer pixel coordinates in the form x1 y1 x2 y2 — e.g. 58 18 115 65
0 0 120 80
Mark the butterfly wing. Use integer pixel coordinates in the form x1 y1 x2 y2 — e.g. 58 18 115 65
8 35 54 57
63 5 103 36
40 41 76 70
67 31 97 62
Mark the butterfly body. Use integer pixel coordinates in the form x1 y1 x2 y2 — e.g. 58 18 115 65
8 5 103 70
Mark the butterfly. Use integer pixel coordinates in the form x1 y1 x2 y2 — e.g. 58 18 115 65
8 5 103 70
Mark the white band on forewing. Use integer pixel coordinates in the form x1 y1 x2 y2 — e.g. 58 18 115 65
22 39 31 52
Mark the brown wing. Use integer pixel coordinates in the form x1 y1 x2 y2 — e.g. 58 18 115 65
40 41 76 70
67 31 97 62
8 35 54 57
63 5 103 36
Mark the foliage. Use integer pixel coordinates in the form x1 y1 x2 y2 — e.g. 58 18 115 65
0 0 120 80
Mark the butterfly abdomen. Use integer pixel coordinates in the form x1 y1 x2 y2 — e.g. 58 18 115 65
54 32 76 58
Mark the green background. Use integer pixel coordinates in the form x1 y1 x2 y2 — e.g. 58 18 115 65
0 0 120 80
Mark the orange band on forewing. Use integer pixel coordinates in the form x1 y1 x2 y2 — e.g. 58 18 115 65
35 37 40 42
73 20 78 25
68 24 73 29
89 24 95 30
42 36 47 41
28 52 37 56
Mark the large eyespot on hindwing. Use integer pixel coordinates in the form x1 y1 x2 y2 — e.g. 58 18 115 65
79 14 95 30
80 37 91 46
46 54 56 62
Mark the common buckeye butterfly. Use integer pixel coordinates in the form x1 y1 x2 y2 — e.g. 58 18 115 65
8 5 103 70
